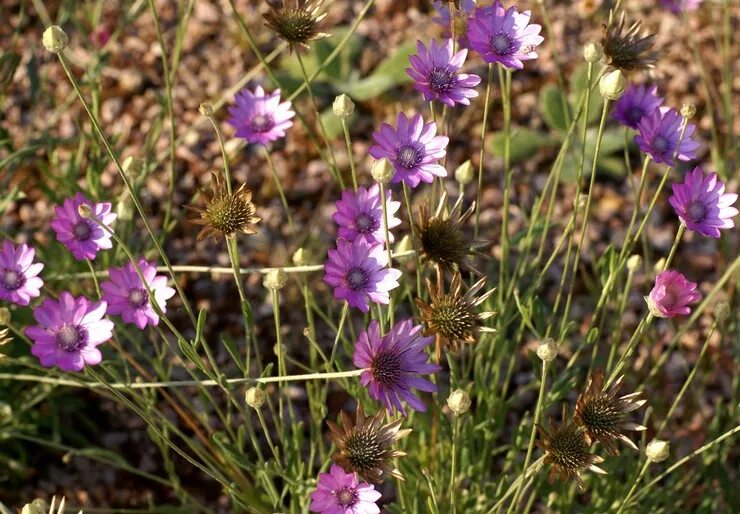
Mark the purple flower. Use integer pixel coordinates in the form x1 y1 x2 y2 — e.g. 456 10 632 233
406 39 481 107
431 0 477 49
309 464 381 514
323 238 401 313
612 84 664 130
646 270 701 318
333 184 401 245
368 113 448 188
354 319 441 416
634 107 699 166
0 241 43 306
226 86 295 145
669 167 738 238
26 291 114 372
51 193 117 261
101 259 176 329
660 0 703 15
467 1 544 70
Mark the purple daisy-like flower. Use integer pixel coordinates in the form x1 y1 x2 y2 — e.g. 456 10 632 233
323 238 401 313
612 84 664 130
309 464 381 514
226 86 295 146
431 0 477 49
368 113 449 188
406 39 481 107
0 241 44 306
26 291 114 372
51 193 117 261
660 0 703 15
353 319 441 416
467 1 544 70
333 184 401 245
101 259 176 329
634 107 699 166
646 270 701 318
668 166 738 238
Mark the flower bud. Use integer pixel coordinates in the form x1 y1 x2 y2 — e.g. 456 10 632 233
42 26 69 53
371 158 395 184
122 156 145 179
447 388 471 415
77 203 93 219
653 258 666 274
263 268 288 290
199 103 214 117
454 160 474 185
583 42 603 63
714 302 730 322
292 248 307 266
599 69 626 101
332 94 355 119
21 500 49 514
536 337 558 363
680 103 696 120
646 439 670 463
245 387 266 409
0 307 10 326
627 254 642 272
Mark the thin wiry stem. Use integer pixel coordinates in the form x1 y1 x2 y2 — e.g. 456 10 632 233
474 64 494 239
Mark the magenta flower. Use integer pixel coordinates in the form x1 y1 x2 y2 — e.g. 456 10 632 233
646 270 701 318
309 464 381 514
660 0 703 15
101 259 176 329
467 1 544 70
634 107 699 166
51 193 117 261
612 84 664 130
226 86 295 146
353 319 441 416
406 39 480 107
26 291 113 372
323 238 401 313
431 0 477 49
0 241 43 306
333 184 401 245
368 113 448 188
669 167 738 238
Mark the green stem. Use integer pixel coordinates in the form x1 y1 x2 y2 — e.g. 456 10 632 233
474 64 494 239
615 459 650 514
606 314 654 388
207 114 232 194
661 223 686 272
402 181 423 295
379 182 395 327
342 118 358 190
227 237 258 372
498 66 512 305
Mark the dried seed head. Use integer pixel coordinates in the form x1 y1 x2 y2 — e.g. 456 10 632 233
245 387 266 409
447 388 471 415
680 103 697 120
646 439 670 463
264 268 288 290
263 0 330 52
601 13 658 72
43 25 69 53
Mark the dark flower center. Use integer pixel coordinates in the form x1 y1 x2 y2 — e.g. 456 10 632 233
334 486 358 507
626 106 644 124
206 195 255 236
272 9 317 44
128 288 149 308
73 221 93 241
250 113 275 133
397 144 422 169
420 218 467 268
55 324 86 352
685 200 707 223
491 33 514 55
1 269 23 291
580 395 622 435
354 212 376 233
371 350 403 387
430 300 475 339
345 432 382 472
346 267 369 291
548 426 591 469
651 135 670 154
429 66 456 93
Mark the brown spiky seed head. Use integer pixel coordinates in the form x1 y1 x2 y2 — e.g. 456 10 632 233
601 13 658 72
263 0 330 51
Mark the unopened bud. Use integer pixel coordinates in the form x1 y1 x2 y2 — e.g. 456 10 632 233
371 158 395 184
292 248 307 266
680 103 696 120
454 160 474 185
122 156 145 179
332 94 355 119
42 26 69 53
0 307 10 326
77 203 93 219
653 258 666 274
627 254 642 272
646 439 670 463
599 69 626 101
447 389 471 415
21 500 48 514
714 302 730 322
199 103 214 117
263 268 288 290
245 387 266 409
536 338 558 362
583 42 603 63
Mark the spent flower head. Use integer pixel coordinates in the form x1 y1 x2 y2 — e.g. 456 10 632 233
612 83 664 129
668 166 738 238
353 318 440 416
227 86 295 145
309 464 381 514
333 184 402 245
328 404 411 483
601 12 658 72
406 39 480 107
635 107 699 166
0 241 44 306
51 193 117 261
263 0 330 51
646 270 701 318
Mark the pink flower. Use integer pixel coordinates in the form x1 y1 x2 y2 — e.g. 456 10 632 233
406 39 480 107
226 86 295 145
646 270 701 318
309 464 381 514
0 241 44 306
51 193 117 261
668 166 738 238
333 184 401 245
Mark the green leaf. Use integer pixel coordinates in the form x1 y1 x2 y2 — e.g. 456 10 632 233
490 128 556 164
221 333 246 374
540 85 569 132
